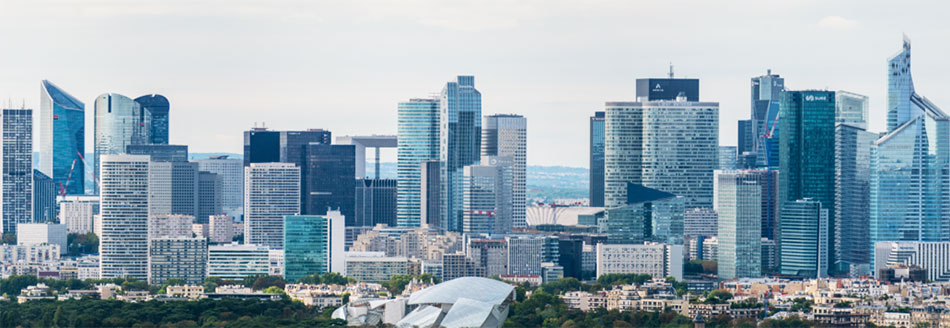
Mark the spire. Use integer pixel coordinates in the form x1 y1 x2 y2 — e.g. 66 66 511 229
668 62 674 78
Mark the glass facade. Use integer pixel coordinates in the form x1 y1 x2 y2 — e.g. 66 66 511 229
835 91 869 130
95 93 149 182
835 124 877 275
99 155 150 280
750 72 784 168
482 114 527 229
283 215 331 282
38 80 85 195
133 94 170 145
441 76 482 232
461 156 513 235
779 90 837 270
780 198 829 278
589 112 605 207
244 163 300 250
354 178 397 227
2 109 32 234
396 98 440 227
32 169 57 223
715 170 762 280
302 144 355 224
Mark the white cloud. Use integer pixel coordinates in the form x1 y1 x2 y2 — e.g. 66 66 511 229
817 15 859 29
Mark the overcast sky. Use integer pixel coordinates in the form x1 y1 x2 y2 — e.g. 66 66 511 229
1 0 948 167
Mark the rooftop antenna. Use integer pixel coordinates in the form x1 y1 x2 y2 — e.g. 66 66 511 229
668 62 674 78
767 68 772 76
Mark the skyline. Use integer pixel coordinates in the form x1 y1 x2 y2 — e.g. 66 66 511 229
2 1 950 168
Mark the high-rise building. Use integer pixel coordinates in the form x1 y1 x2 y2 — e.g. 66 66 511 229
835 124 877 276
33 170 56 222
209 214 233 244
38 80 85 196
606 182 682 244
243 128 331 213
354 178 397 227
99 154 150 279
302 144 355 223
245 163 300 250
871 37 950 268
127 144 188 162
483 114 527 229
396 98 440 227
194 156 244 217
207 243 270 279
462 156 513 235
59 196 97 234
595 243 683 281
148 237 207 285
714 169 779 242
506 235 543 276
468 239 508 277
780 198 829 278
1 109 32 234
197 171 223 221
133 94 170 145
836 91 869 130
148 214 194 239
635 78 699 101
684 208 717 239
441 76 482 232
335 135 397 179
750 71 785 168
605 81 718 209
873 242 950 282
94 93 150 180
779 90 837 270
737 119 754 158
718 146 736 170
715 170 762 280
17 223 68 251
148 161 199 218
283 212 344 282
590 111 606 207
420 161 441 228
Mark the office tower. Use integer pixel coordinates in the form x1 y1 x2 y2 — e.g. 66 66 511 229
595 243 684 281
506 235 543 276
194 156 244 217
396 98 440 227
462 156 513 235
441 76 482 232
1 109 32 234
442 253 485 281
715 170 762 280
243 128 332 165
198 171 223 220
779 90 837 270
605 83 718 209
780 198 829 278
482 114 527 229
38 80 85 195
468 239 508 277
420 161 441 227
737 120 754 156
354 178 397 227
133 94 170 145
606 182 681 244
558 237 586 280
99 154 150 279
835 124 877 276
17 223 68 251
94 93 150 179
127 144 188 162
871 37 950 268
302 144 355 222
335 135 397 179
750 71 785 168
835 91 869 130
148 214 194 239
244 163 300 250
207 243 270 279
209 214 233 244
148 161 199 218
684 208 717 239
635 77 699 101
873 242 950 282
283 212 345 282
148 237 207 285
715 169 779 242
718 146 736 170
32 170 56 222
59 198 96 234
651 195 685 245
590 112 606 207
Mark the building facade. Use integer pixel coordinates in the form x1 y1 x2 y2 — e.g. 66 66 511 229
482 114 527 229
441 76 482 232
354 178 397 227
462 156 513 235
396 98 440 227
750 71 784 168
835 124 878 276
284 212 345 282
1 108 32 234
595 243 683 281
590 111 606 207
244 163 300 250
94 93 150 181
194 156 244 218
780 198 829 278
38 80 85 195
32 170 57 222
302 144 355 223
715 170 762 280
207 244 270 279
198 171 223 220
133 94 170 145
148 237 207 285
99 154 150 279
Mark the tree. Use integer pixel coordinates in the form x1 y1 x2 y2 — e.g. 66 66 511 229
67 232 99 256
1 233 15 245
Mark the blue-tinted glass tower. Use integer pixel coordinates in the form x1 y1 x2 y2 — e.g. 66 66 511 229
440 76 482 232
134 94 170 145
302 144 355 224
751 71 784 168
396 98 440 227
38 80 85 195
589 112 605 207
94 93 149 184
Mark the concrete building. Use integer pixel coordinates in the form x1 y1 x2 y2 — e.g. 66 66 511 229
462 156 513 235
99 154 150 280
16 223 67 251
207 243 270 279
57 196 99 234
344 252 409 283
684 208 717 239
468 239 508 277
595 243 683 281
245 163 300 250
209 214 233 244
506 235 543 276
482 114 527 229
148 237 207 285
1 108 32 235
194 156 244 218
148 214 194 239
873 241 950 282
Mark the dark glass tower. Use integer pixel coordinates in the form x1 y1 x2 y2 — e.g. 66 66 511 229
134 95 170 145
355 178 397 227
243 128 332 214
39 80 84 195
440 76 482 232
33 169 57 222
635 78 699 101
589 111 605 207
303 144 356 225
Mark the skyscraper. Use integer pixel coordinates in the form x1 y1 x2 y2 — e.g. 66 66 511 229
148 237 207 285
127 144 188 162
779 90 837 271
462 156 513 235
835 124 877 276
714 169 779 243
718 146 737 170
780 198 829 278
302 144 355 223
715 170 762 280
441 76 482 232
420 161 441 228
243 128 331 213
354 178 397 227
396 98 441 227
194 155 244 217
99 154 150 279
245 163 300 250
606 182 680 244
871 37 950 267
32 170 56 223
198 171 223 221
1 109 32 234
836 91 869 130
482 114 527 229
737 119 753 156
94 93 150 180
283 212 345 282
750 71 784 168
589 111 606 207
133 94 170 145
38 80 85 195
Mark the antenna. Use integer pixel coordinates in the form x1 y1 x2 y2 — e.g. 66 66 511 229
668 62 674 78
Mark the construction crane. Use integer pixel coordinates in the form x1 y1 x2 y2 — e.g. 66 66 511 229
58 151 99 196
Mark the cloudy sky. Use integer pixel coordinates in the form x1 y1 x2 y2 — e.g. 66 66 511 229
1 0 948 167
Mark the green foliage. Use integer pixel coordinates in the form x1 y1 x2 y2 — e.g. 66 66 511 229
666 277 689 296
504 290 694 328
0 298 346 327
537 277 584 295
789 298 814 313
595 273 652 287
703 289 734 304
730 297 764 309
759 315 814 327
1 233 15 245
67 232 99 256
297 272 358 285
157 278 186 294
381 274 440 295
242 274 287 291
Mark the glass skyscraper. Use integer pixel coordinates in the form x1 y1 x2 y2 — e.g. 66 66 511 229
871 37 950 267
716 170 762 280
750 71 784 168
302 144 355 224
589 111 605 207
396 98 440 227
482 114 527 229
99 154 150 280
780 198 829 278
779 90 837 271
94 93 149 181
38 80 85 195
134 94 170 145
283 213 344 282
440 76 482 232
462 156 513 235
245 163 300 250
2 109 33 234
835 124 877 276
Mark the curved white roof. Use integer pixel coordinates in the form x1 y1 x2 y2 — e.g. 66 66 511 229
408 277 514 305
